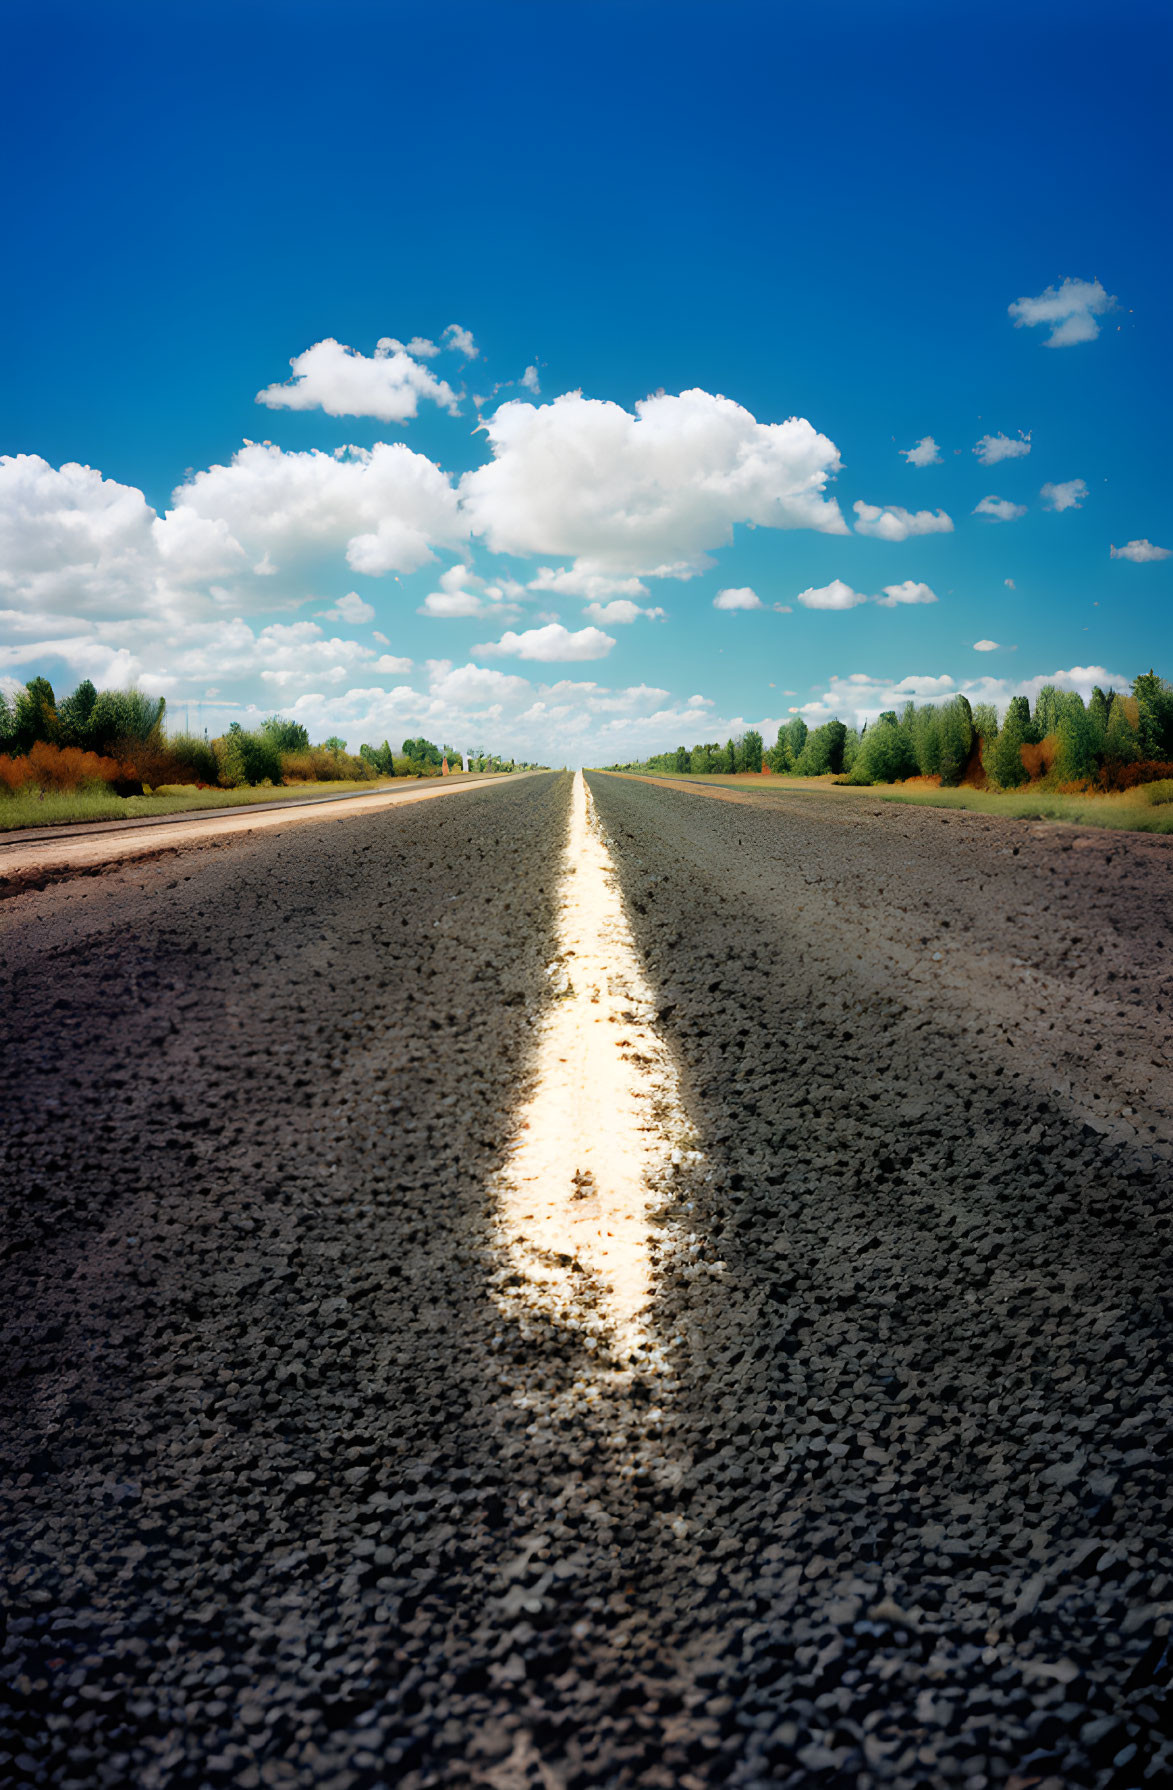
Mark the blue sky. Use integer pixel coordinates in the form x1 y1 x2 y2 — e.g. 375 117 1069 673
2 0 1169 762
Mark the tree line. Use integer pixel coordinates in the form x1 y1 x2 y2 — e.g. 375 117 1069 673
0 676 542 796
606 670 1173 791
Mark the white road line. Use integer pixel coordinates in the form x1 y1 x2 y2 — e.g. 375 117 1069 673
493 770 702 1357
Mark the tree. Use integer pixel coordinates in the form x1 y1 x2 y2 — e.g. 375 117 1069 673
1033 685 1064 739
1087 686 1113 748
989 702 1028 788
766 725 794 773
11 677 58 753
58 679 99 747
691 742 710 773
971 702 999 742
722 737 737 773
911 704 942 777
785 716 808 762
938 697 974 786
323 735 347 755
852 716 917 784
1133 670 1173 759
261 715 310 752
403 736 441 767
1053 697 1098 783
740 729 764 773
87 688 166 754
1102 695 1140 768
796 719 847 776
674 745 690 773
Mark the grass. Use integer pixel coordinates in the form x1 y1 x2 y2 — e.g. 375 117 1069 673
609 769 1173 834
0 776 423 833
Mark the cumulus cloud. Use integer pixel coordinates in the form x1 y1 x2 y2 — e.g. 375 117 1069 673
417 563 522 620
852 501 953 541
256 338 460 422
442 324 478 360
795 579 867 611
901 436 942 467
1040 478 1088 512
713 587 763 611
520 365 540 394
974 496 1027 522
174 441 465 578
1111 538 1170 562
1008 277 1117 347
973 640 1000 651
473 622 616 662
874 580 938 608
583 599 665 625
528 565 650 602
316 590 375 624
974 431 1031 466
459 388 846 578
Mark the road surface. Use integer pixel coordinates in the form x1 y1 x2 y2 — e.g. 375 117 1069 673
2 769 1170 1788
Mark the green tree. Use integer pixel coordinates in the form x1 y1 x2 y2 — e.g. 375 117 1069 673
216 728 283 787
11 677 59 752
403 736 442 767
721 737 736 773
911 704 942 777
1102 695 1140 767
1133 670 1173 759
785 716 808 762
796 719 847 776
1053 696 1098 783
87 688 166 754
323 735 347 754
989 702 1028 788
58 679 99 747
1033 684 1064 738
971 701 999 742
938 697 974 786
740 729 764 772
766 725 794 773
1087 685 1113 748
261 715 310 752
674 745 690 773
852 716 918 784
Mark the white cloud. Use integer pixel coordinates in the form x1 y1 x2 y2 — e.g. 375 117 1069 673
973 639 1000 652
1111 538 1170 562
528 564 650 602
583 599 665 625
174 441 465 578
1008 277 1117 347
974 431 1031 466
852 500 953 541
373 653 413 674
795 579 867 611
520 365 541 394
474 622 616 662
417 563 522 620
442 324 478 360
373 630 390 644
874 580 938 607
378 334 442 359
316 590 375 624
1004 578 1016 589
713 586 763 611
255 338 460 422
901 436 942 467
974 495 1027 522
1040 478 1088 512
459 388 846 578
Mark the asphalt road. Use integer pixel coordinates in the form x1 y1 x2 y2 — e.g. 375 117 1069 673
2 769 1171 1789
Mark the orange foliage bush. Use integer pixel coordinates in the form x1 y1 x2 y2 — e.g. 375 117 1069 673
0 741 130 793
1096 758 1173 792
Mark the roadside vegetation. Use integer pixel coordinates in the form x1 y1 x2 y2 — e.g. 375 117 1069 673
605 670 1173 831
0 677 542 830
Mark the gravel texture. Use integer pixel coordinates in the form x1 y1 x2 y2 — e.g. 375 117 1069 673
2 767 1171 1790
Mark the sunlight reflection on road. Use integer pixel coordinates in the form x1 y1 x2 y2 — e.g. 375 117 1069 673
492 771 704 1362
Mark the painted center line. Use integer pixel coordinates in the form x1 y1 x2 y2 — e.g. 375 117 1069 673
494 770 702 1355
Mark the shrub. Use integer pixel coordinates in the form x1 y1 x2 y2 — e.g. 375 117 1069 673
1098 758 1173 792
279 746 376 784
214 727 284 788
261 715 310 752
0 741 129 793
1145 780 1173 805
